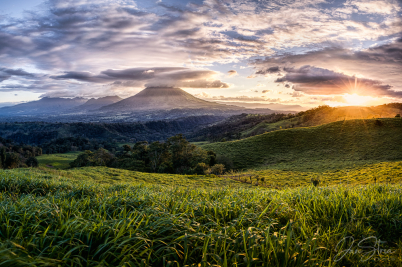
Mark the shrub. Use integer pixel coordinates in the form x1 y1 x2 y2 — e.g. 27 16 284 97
311 177 320 187
26 157 38 168
374 119 383 126
211 164 225 175
5 153 21 169
396 114 401 118
193 162 209 175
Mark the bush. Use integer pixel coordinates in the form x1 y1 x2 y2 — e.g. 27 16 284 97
193 162 209 175
5 153 21 169
311 177 320 187
396 114 401 118
26 157 38 168
374 119 383 126
210 164 225 175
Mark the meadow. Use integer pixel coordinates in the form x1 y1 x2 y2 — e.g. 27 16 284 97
2 118 402 266
37 152 82 169
0 169 401 266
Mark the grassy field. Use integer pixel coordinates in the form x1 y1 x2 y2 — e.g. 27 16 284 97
23 167 251 188
0 169 401 266
2 117 402 265
37 151 81 169
203 118 402 171
221 161 402 189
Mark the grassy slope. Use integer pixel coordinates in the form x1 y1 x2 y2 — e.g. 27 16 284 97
37 151 81 169
21 167 251 189
241 105 402 137
1 170 401 266
203 118 402 171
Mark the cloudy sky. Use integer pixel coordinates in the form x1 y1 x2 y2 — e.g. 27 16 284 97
0 0 401 108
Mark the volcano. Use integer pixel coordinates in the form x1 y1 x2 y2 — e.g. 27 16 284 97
101 87 235 112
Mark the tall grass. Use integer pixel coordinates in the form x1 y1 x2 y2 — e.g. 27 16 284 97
0 170 401 266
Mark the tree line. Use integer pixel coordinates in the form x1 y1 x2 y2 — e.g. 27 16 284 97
0 137 42 169
70 134 226 175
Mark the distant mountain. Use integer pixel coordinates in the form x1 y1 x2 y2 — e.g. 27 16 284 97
0 97 87 116
101 87 239 112
74 96 122 112
0 88 278 122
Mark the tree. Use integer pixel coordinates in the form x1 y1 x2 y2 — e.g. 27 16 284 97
0 147 6 168
207 150 216 166
5 153 20 169
194 162 209 175
148 141 168 172
93 148 114 166
26 157 39 167
132 141 149 162
70 150 94 167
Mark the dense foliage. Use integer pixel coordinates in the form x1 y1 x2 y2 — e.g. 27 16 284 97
0 170 401 266
0 137 41 169
0 116 223 146
41 137 118 154
70 135 221 174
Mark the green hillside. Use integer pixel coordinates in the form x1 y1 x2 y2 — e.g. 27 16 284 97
19 167 248 188
189 105 402 142
203 118 402 170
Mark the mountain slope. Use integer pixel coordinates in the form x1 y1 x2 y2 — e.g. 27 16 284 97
74 96 122 111
101 87 239 111
0 97 88 115
203 118 402 170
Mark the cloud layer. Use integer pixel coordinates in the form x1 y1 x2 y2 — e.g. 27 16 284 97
0 0 401 102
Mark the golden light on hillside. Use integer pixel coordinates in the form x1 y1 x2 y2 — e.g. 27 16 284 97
343 93 371 106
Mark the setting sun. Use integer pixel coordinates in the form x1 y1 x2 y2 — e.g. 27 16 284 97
343 93 372 106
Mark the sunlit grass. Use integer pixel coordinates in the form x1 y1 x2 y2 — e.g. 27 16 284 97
0 169 401 266
37 151 81 169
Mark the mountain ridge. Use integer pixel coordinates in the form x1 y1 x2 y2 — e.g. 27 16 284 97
100 87 242 112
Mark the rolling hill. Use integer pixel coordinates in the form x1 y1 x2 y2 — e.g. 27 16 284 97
190 104 402 142
202 118 402 170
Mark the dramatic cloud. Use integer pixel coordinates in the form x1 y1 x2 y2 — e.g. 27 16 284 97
256 66 281 75
0 68 36 82
253 36 402 97
51 68 230 89
0 0 401 102
273 65 401 97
